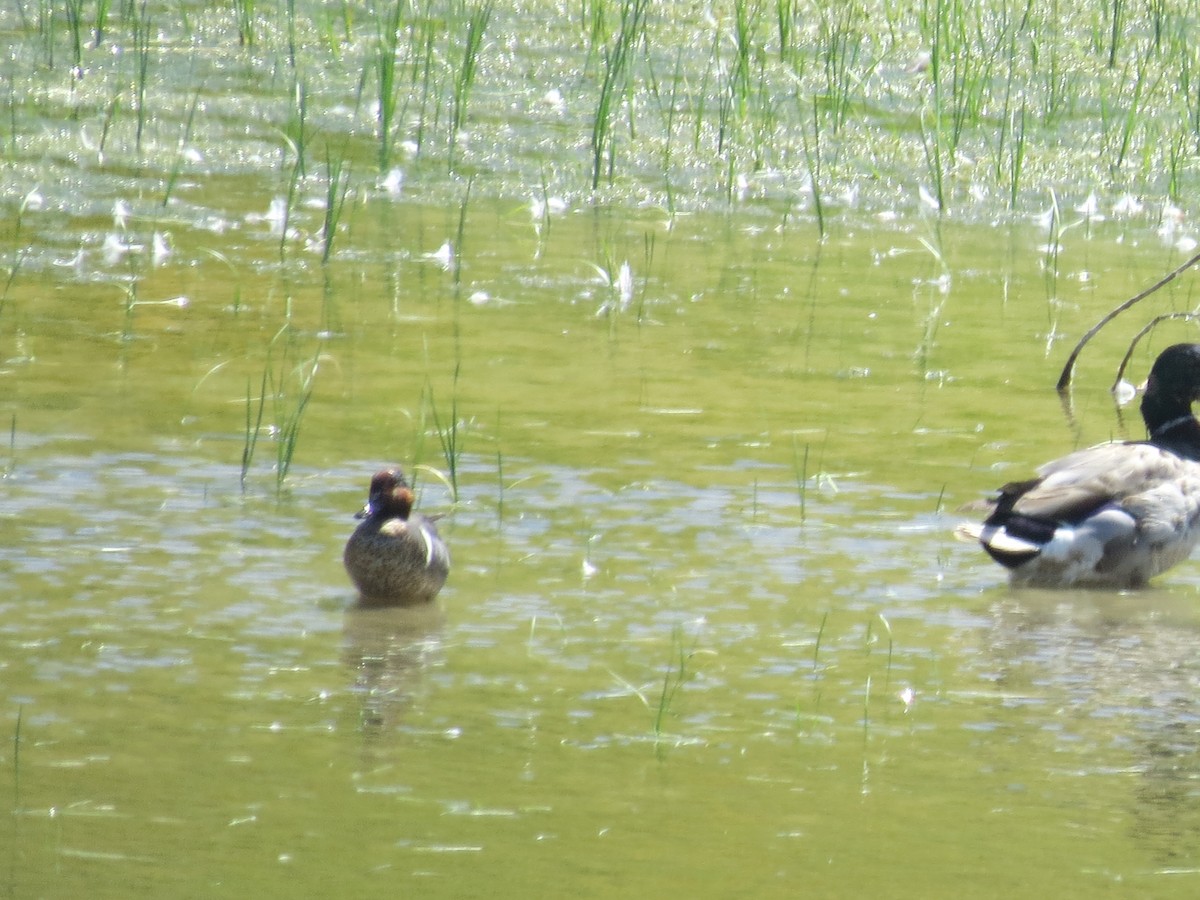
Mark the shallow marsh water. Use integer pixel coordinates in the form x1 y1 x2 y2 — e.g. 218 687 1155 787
6 2 1200 898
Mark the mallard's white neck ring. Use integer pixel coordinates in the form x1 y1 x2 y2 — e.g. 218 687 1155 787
1150 414 1194 439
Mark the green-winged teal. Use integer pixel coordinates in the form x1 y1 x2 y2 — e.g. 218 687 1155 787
344 468 450 605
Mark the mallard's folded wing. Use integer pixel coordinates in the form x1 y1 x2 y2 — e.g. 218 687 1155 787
1010 443 1195 522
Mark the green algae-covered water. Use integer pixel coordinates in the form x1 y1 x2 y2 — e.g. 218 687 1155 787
6 2 1200 897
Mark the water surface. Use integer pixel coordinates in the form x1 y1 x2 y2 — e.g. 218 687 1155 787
5 3 1200 898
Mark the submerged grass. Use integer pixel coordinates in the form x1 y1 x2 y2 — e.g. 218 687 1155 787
10 705 20 805
1 246 28 311
4 2 1200 236
372 0 404 172
590 0 650 190
161 87 201 207
646 624 715 757
792 437 810 523
240 327 323 493
4 414 14 476
652 625 695 739
448 0 494 169
272 349 320 492
320 142 353 264
130 0 151 155
423 364 464 500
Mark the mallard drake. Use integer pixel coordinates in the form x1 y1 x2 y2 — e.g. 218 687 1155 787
343 468 450 606
957 343 1200 588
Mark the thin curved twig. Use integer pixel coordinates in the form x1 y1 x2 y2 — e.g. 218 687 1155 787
1112 311 1200 390
1055 247 1200 392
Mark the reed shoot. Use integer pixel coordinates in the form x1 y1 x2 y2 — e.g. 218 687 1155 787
653 625 696 739
131 0 152 154
424 365 463 499
320 143 353 264
449 0 494 169
590 0 649 190
374 0 404 171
